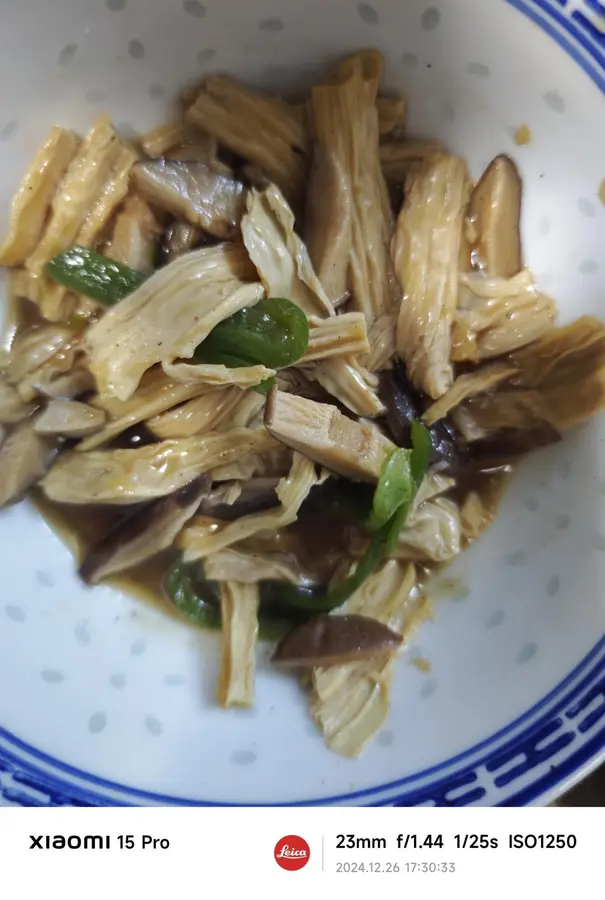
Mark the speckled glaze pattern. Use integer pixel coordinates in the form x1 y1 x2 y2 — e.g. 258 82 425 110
0 0 604 807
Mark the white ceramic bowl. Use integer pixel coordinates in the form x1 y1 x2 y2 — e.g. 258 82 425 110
1 0 604 807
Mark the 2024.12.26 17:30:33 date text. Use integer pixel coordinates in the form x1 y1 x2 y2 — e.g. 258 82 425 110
336 861 456 874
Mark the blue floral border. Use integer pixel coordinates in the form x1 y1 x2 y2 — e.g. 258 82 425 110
1 0 604 807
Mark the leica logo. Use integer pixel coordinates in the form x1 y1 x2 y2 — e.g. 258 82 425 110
274 835 311 870
277 846 308 858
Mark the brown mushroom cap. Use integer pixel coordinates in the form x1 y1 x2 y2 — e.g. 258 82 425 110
0 416 59 508
131 159 246 240
80 474 211 584
272 613 403 668
468 155 522 278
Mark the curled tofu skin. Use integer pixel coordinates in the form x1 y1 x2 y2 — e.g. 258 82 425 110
379 138 445 184
217 582 260 709
241 185 334 318
311 561 423 757
422 362 517 426
186 75 306 204
79 368 217 451
240 183 381 412
310 356 383 418
103 193 164 274
140 120 209 159
0 127 79 266
308 62 398 326
210 443 292 483
394 497 462 563
204 548 302 585
42 427 276 505
146 386 243 439
26 117 138 321
376 95 406 138
460 316 605 436
264 389 393 482
364 313 397 372
7 325 74 384
180 453 324 561
452 269 556 362
163 359 274 390
5 325 91 404
84 244 263 401
392 154 469 399
460 472 510 548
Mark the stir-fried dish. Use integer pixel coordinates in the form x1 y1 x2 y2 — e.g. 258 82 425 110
2 50 605 757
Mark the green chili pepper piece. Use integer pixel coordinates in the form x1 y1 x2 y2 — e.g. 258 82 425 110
45 246 146 306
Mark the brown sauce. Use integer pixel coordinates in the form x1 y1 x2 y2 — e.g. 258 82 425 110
30 489 182 623
29 457 512 632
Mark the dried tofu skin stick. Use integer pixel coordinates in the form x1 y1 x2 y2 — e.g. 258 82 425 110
422 362 517 426
26 117 136 321
330 49 383 92
217 582 259 708
140 119 196 157
300 313 369 362
264 389 392 481
364 312 397 372
44 143 139 318
223 390 266 429
304 123 351 307
210 443 292 483
392 154 470 399
310 356 384 417
146 386 242 439
77 145 139 245
379 138 444 183
309 68 398 325
376 95 407 138
103 193 164 274
460 471 510 548
140 117 229 174
42 428 275 505
180 453 321 560
27 116 121 276
0 127 79 266
205 548 302 585
186 75 306 203
163 359 274 390
78 369 216 451
455 317 605 438
182 75 304 140
241 185 334 318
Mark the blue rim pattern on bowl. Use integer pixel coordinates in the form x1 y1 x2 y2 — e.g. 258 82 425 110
1 0 604 807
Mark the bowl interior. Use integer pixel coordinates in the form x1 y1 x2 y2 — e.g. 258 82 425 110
0 0 604 805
